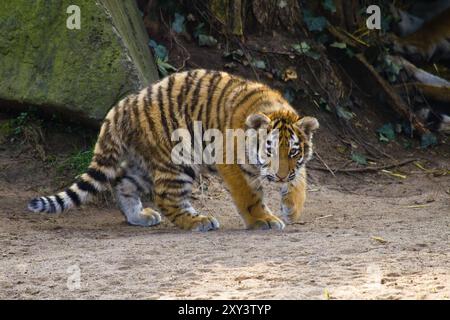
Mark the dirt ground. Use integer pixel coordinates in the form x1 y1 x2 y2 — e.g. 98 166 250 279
0 121 449 299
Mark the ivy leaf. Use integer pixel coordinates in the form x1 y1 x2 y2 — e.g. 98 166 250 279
351 151 367 165
252 59 266 70
155 57 176 77
172 13 186 33
323 0 336 13
292 42 311 54
336 105 354 120
377 123 395 142
278 0 288 8
318 97 332 112
198 34 218 47
303 10 328 32
330 41 347 49
149 40 168 61
420 133 437 148
292 42 321 60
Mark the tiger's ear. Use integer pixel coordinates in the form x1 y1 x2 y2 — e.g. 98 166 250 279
296 116 319 136
245 113 271 129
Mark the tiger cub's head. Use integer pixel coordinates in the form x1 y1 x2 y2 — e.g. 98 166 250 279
246 110 319 183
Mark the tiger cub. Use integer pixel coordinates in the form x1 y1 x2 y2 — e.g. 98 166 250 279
28 70 319 231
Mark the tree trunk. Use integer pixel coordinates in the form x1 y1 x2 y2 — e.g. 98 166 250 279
207 0 302 36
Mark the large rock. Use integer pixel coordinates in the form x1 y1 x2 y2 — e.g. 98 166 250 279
0 0 159 125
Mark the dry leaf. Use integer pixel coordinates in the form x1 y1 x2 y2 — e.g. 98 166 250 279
324 289 331 300
381 169 407 179
371 236 387 244
282 66 298 82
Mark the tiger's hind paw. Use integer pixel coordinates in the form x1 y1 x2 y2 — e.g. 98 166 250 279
188 215 220 232
127 208 161 227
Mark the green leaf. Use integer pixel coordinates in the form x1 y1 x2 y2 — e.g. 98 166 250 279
292 42 321 60
351 152 367 165
330 42 346 49
420 133 437 148
278 0 288 8
292 42 311 54
252 59 266 70
198 34 218 47
345 48 355 58
318 97 332 112
149 40 168 61
303 10 328 32
336 105 354 120
377 123 395 142
156 57 176 77
172 13 186 33
323 0 336 13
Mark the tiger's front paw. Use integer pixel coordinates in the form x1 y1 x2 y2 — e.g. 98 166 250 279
248 214 285 230
280 203 301 224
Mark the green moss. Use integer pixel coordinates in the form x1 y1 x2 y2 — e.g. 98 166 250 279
0 0 158 122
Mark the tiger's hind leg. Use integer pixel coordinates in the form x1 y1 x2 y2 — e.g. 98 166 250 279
153 168 219 231
115 164 161 227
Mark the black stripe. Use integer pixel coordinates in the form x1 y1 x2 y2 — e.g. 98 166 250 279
155 189 190 198
233 88 264 109
155 178 193 186
166 211 186 223
239 165 257 177
158 85 170 141
39 198 46 212
167 75 179 130
65 189 81 207
176 72 190 116
206 72 222 128
122 175 144 193
216 78 239 129
76 180 98 194
247 198 261 214
182 166 196 181
87 168 108 183
190 71 210 114
93 153 117 167
44 196 56 213
55 194 65 211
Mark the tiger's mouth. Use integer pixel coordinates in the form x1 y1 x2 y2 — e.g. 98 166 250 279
265 174 288 183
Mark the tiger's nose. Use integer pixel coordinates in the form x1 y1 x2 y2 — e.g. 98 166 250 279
276 174 287 182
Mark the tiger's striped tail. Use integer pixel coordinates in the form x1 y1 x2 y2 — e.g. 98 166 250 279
28 110 123 214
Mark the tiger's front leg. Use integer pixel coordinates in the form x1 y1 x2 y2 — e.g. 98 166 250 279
153 169 219 232
280 167 307 223
217 164 285 230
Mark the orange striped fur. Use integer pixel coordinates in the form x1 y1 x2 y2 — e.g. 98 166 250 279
28 70 319 231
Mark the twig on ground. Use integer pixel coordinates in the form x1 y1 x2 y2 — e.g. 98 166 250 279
310 158 417 173
313 151 336 177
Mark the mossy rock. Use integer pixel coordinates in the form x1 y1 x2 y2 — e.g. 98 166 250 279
0 0 158 125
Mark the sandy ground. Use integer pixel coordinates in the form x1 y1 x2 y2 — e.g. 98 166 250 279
0 151 449 299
